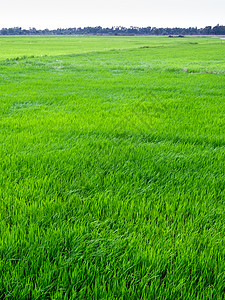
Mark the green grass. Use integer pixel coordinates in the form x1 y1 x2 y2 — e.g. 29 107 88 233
0 36 225 299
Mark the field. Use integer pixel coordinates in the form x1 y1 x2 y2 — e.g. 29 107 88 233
0 36 225 299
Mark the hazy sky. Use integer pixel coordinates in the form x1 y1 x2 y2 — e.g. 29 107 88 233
1 0 224 29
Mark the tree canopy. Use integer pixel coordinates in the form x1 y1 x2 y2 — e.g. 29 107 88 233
1 25 225 36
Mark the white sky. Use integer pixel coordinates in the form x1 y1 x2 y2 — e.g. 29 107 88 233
0 0 224 29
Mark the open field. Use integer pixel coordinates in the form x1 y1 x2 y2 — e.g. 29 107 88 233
0 36 225 299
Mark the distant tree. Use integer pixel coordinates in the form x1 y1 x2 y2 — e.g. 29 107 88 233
0 24 224 36
0 28 8 35
212 24 225 35
152 27 160 35
202 26 212 35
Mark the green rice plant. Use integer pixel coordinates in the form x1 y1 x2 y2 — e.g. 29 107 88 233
0 36 224 299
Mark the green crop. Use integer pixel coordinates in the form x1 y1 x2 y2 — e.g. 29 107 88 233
0 36 224 299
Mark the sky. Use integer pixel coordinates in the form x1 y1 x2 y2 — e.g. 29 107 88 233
0 0 224 29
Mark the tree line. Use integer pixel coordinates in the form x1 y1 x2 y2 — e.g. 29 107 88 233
1 25 225 36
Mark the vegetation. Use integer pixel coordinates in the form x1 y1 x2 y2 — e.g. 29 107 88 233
0 36 224 299
1 24 225 36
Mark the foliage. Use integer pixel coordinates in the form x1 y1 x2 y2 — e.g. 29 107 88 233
0 36 225 299
1 24 225 35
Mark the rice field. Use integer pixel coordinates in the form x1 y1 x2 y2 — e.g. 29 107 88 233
0 35 225 299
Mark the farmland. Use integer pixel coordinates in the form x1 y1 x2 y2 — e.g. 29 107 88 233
0 36 225 299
